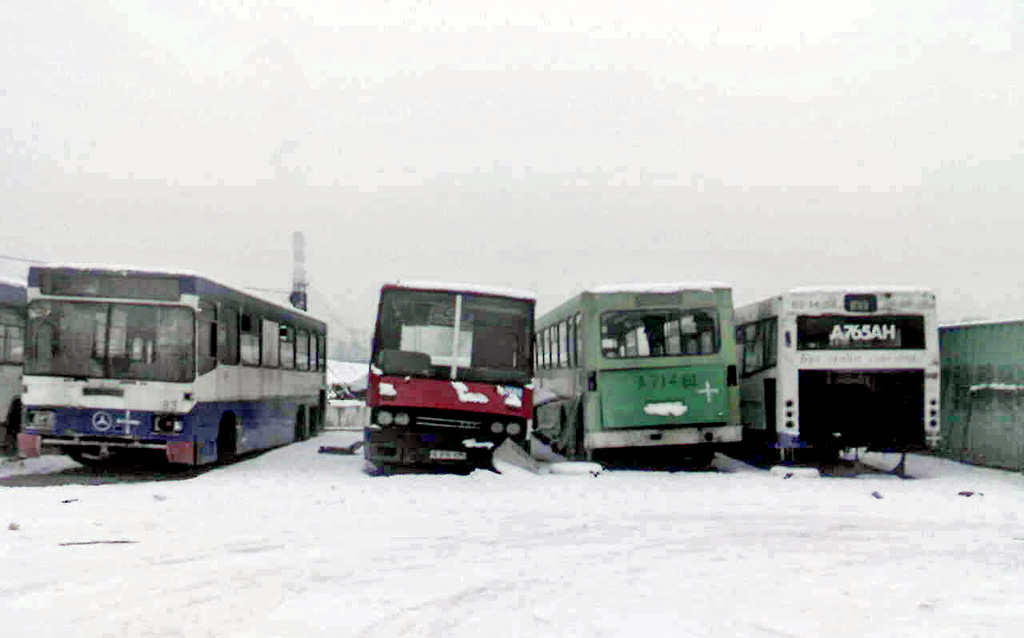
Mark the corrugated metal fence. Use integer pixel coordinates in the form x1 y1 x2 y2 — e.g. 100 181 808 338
940 321 1024 471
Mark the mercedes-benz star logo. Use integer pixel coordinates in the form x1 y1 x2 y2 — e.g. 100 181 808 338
92 411 114 432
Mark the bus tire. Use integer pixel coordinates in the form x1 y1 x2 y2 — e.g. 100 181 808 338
3 400 21 456
308 407 319 436
295 407 308 442
218 413 238 463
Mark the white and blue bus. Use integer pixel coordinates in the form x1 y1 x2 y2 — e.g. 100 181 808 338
18 265 327 466
734 286 939 465
1 277 26 455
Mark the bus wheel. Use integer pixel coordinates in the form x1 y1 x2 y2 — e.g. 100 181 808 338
308 407 319 436
295 407 308 442
218 414 238 463
3 400 21 456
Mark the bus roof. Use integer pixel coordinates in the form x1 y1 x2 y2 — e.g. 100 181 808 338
0 275 26 289
587 282 732 294
0 277 27 304
28 263 324 323
787 285 933 294
389 280 536 301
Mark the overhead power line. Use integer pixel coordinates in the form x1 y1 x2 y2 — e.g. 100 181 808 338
0 253 45 264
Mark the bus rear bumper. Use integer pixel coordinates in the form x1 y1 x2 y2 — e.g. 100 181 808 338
586 424 742 450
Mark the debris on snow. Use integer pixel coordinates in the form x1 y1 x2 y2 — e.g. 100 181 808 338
58 540 139 547
769 466 820 479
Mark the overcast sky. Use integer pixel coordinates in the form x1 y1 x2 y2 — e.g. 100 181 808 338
2 0 1021 330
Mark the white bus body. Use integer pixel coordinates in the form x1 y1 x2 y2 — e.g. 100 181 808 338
735 287 939 457
19 265 328 466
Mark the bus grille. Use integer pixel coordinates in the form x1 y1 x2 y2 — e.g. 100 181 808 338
415 416 482 430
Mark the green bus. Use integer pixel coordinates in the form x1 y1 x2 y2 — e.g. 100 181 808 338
532 284 741 467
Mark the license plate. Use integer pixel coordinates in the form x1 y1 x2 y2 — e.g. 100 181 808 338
429 449 467 461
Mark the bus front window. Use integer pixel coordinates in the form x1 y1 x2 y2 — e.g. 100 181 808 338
25 301 195 382
376 290 533 383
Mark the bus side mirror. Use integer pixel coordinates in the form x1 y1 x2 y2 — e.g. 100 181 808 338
587 372 597 392
727 365 738 387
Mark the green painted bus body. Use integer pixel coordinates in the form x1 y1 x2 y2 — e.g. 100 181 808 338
533 287 741 460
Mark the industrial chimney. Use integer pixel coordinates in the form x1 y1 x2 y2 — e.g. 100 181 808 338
289 231 308 311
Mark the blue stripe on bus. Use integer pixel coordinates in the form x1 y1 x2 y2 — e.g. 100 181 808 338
23 397 318 463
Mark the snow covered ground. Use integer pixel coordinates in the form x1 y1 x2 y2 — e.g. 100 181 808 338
3 434 1023 638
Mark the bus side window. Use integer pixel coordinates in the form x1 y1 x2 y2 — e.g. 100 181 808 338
262 319 280 367
558 321 568 368
219 308 240 365
296 329 310 371
198 301 217 375
240 313 260 365
742 323 762 374
317 334 326 371
0 309 25 363
567 318 576 367
574 314 582 367
765 319 778 367
280 325 295 370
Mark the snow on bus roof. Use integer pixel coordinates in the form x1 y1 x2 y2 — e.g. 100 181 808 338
0 275 26 289
788 285 933 294
588 282 732 294
31 263 322 320
392 280 536 300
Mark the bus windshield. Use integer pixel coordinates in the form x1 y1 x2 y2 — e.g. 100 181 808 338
375 289 533 384
601 308 720 358
25 300 195 382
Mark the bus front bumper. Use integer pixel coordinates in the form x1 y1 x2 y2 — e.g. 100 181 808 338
585 424 742 450
364 427 501 469
17 433 196 464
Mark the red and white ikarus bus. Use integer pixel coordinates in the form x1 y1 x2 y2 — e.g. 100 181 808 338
364 282 534 472
1 276 26 455
19 264 327 467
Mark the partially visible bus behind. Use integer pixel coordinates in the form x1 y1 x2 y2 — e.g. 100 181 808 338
1 277 26 455
735 287 939 463
533 284 741 467
19 265 327 466
364 282 534 473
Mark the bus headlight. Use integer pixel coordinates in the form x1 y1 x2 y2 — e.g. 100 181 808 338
506 422 522 436
377 410 394 426
394 412 411 426
490 422 504 434
154 415 184 435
